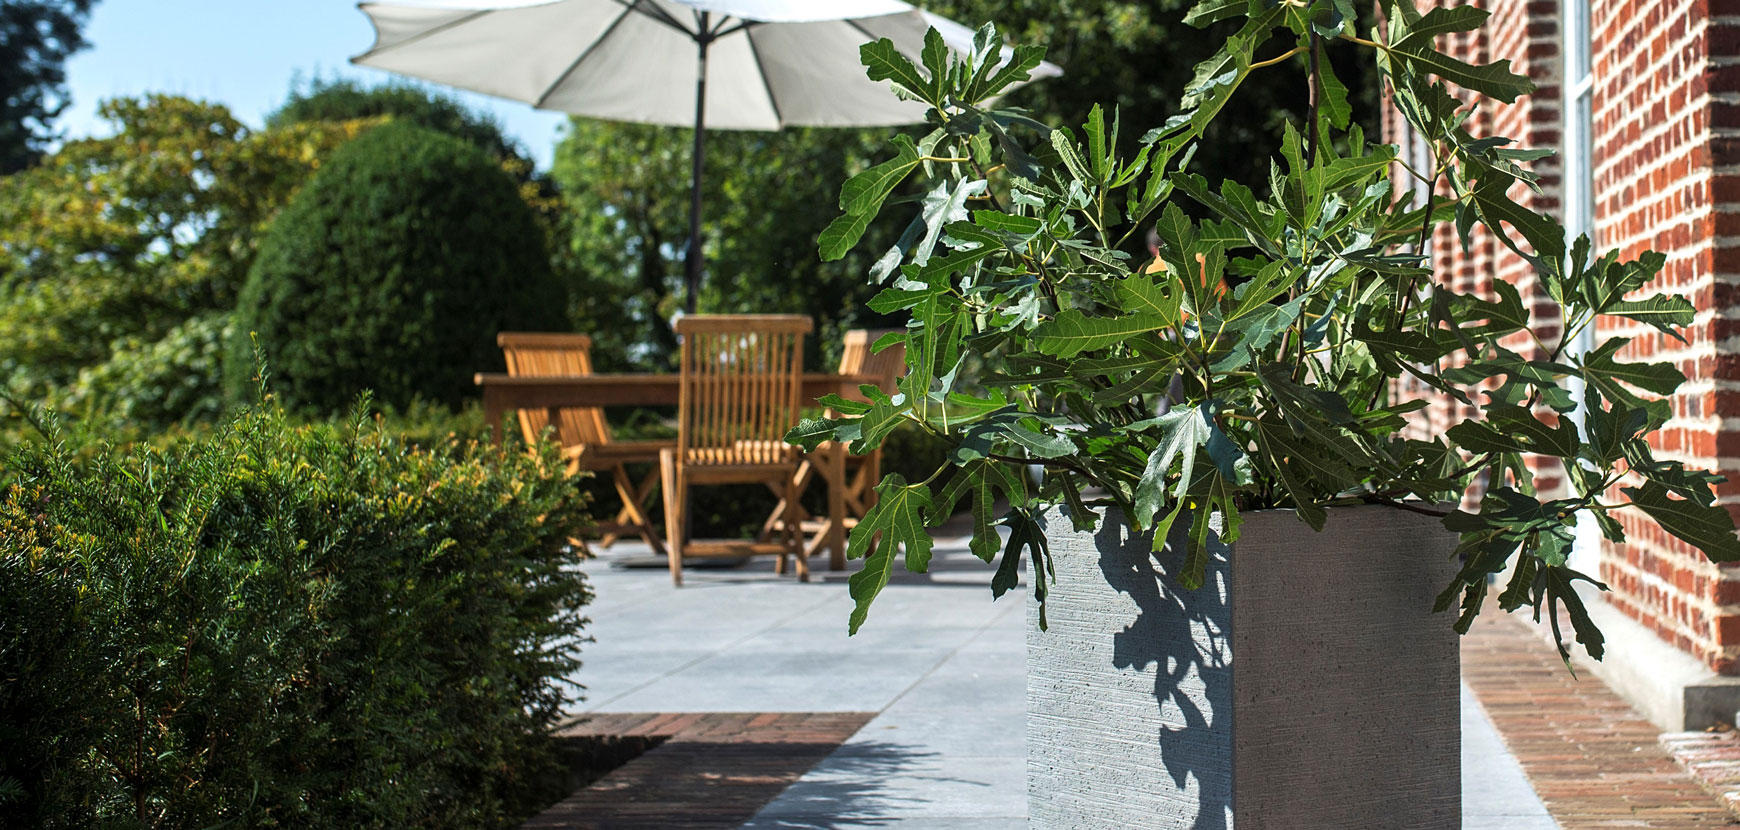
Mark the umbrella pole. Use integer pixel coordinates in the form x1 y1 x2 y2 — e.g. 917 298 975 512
683 14 711 315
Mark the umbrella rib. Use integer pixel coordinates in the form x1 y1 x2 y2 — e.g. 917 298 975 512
742 27 785 128
351 8 492 63
612 0 694 38
532 4 638 110
711 18 750 38
844 19 884 48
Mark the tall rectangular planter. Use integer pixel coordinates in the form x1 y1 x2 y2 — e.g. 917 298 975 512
1027 505 1460 829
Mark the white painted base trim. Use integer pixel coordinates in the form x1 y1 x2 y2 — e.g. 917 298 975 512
1564 583 1740 731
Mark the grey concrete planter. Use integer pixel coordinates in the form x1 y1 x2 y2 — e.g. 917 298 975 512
1028 505 1460 829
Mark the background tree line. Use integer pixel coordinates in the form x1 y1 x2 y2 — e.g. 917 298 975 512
0 0 1378 437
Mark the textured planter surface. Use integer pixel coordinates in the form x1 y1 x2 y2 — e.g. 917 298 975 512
1028 505 1460 829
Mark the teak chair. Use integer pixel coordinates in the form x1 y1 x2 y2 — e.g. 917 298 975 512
759 329 908 552
661 315 812 585
498 332 670 554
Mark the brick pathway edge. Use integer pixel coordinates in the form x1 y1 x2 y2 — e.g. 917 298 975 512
1661 732 1740 820
1465 609 1739 828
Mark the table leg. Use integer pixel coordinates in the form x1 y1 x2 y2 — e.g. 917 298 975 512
824 444 847 571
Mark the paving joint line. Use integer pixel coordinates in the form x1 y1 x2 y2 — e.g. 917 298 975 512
866 584 1023 717
581 580 846 712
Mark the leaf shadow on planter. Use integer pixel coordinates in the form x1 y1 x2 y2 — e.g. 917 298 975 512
1098 519 1234 830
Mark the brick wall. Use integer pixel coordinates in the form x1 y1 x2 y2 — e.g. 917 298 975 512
1596 0 1738 672
1385 0 1740 673
1384 0 1564 496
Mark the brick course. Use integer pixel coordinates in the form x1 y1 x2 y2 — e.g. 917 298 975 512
1386 0 1740 673
522 712 874 829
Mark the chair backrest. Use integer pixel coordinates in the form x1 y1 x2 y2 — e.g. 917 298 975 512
497 332 613 449
674 315 811 466
836 329 908 404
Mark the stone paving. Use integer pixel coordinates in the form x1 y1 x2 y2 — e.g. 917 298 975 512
534 528 1735 828
568 531 1027 828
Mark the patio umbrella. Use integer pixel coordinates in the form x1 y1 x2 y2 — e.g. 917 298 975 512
352 0 1059 313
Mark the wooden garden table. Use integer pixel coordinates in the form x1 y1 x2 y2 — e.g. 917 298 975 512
473 372 880 570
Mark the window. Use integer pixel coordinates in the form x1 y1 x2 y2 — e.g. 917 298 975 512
1565 0 1601 573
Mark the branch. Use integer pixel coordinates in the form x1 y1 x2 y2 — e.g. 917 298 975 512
1306 30 1322 164
1358 494 1453 517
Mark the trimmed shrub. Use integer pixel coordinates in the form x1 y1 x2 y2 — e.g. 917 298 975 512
0 397 591 828
227 121 566 413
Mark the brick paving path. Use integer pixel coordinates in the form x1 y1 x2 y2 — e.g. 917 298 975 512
522 712 875 829
1464 610 1740 828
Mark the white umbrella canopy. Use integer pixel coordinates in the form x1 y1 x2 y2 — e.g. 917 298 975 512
352 0 1060 310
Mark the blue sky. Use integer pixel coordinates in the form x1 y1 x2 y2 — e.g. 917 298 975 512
59 1 569 169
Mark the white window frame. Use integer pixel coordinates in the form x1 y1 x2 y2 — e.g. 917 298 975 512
1564 0 1601 573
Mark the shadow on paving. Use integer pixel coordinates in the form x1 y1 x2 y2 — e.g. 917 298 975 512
729 741 953 829
521 713 909 829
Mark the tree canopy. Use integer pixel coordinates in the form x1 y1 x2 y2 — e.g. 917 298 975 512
0 96 370 427
269 75 526 163
551 121 908 370
0 0 98 173
548 2 1379 368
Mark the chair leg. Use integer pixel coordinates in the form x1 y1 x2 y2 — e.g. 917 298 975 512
660 450 683 587
757 459 817 542
615 462 661 553
602 465 637 548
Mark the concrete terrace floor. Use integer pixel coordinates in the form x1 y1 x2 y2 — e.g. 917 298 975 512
572 530 1556 829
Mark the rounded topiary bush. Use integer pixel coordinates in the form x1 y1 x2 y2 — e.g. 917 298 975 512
227 121 566 412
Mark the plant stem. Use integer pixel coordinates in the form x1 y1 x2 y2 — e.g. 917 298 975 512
1306 30 1323 164
1338 33 1388 51
1250 45 1306 71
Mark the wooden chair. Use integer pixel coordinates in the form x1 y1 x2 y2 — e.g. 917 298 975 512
759 329 908 552
498 332 670 554
660 315 812 585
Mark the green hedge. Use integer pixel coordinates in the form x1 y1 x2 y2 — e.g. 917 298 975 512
0 397 591 828
227 121 566 414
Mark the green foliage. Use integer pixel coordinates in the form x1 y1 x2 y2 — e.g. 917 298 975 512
228 121 567 413
550 121 905 370
0 0 97 173
0 395 591 828
0 95 371 428
270 75 525 163
268 76 571 245
797 9 1739 664
921 0 1381 188
548 3 1379 371
58 312 232 429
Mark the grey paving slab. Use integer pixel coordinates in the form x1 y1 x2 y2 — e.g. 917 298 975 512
741 819 1026 830
573 534 1007 715
569 533 1556 829
1461 681 1558 830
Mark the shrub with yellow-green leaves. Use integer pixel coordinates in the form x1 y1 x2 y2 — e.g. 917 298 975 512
0 96 374 432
